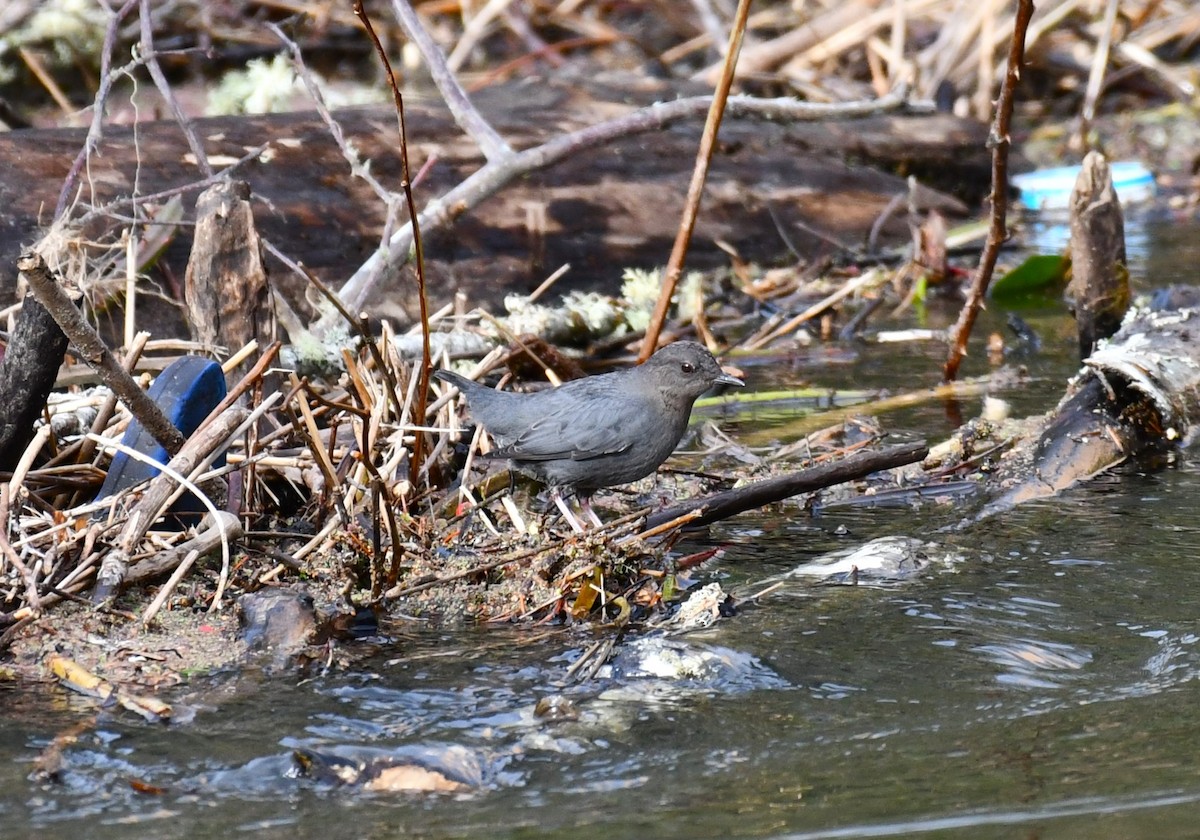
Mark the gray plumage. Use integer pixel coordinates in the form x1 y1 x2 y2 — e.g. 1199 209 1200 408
434 341 742 497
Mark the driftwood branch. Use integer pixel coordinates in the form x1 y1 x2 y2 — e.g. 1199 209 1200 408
643 441 929 530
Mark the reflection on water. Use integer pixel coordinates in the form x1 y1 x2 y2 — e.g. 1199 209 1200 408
5 219 1200 839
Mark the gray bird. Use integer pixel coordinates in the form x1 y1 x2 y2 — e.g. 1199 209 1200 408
434 341 743 529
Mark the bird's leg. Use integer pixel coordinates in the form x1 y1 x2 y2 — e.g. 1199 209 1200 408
578 494 604 529
551 488 586 534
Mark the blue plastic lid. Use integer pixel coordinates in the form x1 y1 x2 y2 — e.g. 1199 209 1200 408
1012 161 1156 211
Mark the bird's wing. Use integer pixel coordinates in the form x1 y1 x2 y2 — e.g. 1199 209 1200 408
491 404 638 462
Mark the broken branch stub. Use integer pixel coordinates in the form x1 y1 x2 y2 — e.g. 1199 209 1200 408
1067 150 1129 359
184 180 272 379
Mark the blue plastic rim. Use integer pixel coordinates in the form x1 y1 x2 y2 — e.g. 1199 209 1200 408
1012 161 1156 211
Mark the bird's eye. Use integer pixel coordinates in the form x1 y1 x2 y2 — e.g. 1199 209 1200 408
681 362 696 374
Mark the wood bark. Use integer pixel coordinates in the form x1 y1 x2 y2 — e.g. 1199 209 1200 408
183 179 272 377
1067 150 1129 358
0 293 70 470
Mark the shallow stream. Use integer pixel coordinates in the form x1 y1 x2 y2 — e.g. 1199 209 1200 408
4 213 1200 839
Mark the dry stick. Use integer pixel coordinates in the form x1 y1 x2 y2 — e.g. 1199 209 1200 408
138 550 200 627
266 21 391 203
137 0 212 178
332 90 911 320
54 0 139 220
301 266 404 421
386 0 512 162
18 47 74 117
198 341 282 435
339 355 404 593
638 0 753 363
942 0 1035 384
76 145 267 228
641 441 929 532
0 486 41 615
290 377 342 509
90 405 250 604
18 253 186 456
137 512 244 625
1079 0 1120 143
129 516 241 588
50 332 150 510
744 269 883 350
356 0 434 490
448 0 519 71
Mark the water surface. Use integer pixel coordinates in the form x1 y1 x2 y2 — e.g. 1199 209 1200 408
4 216 1200 839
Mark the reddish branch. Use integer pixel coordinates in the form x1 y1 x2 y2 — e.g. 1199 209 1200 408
355 0 433 489
943 0 1035 383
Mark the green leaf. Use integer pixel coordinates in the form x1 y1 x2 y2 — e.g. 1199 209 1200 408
991 254 1068 302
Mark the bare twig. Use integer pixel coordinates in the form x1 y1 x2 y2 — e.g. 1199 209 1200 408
54 0 139 220
137 0 212 177
943 0 1034 383
386 0 513 162
267 21 392 203
356 0 433 489
639 0 754 361
1079 0 1120 140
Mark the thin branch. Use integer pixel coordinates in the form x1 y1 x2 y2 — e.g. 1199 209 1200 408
267 21 392 203
943 0 1034 383
356 0 434 490
77 145 265 226
639 0 753 361
386 0 513 162
54 0 139 220
138 0 212 178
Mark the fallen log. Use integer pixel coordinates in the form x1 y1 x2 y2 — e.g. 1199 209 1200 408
0 76 988 334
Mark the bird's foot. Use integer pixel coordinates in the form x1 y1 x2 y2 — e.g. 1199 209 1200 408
551 490 587 534
578 495 604 529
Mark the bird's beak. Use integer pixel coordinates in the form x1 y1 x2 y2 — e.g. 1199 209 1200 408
715 368 744 387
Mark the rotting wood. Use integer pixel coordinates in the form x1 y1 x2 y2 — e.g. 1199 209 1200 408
183 180 273 381
1067 150 1129 358
0 292 70 470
